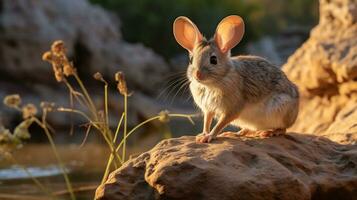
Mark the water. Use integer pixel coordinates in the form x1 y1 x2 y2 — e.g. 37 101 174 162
0 143 107 199
0 165 68 180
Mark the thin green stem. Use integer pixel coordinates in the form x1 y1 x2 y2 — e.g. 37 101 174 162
115 114 194 154
73 73 97 120
103 84 113 150
64 80 92 113
101 153 114 184
122 94 128 161
104 112 193 183
104 84 109 130
57 108 122 164
100 112 124 184
33 116 76 200
113 113 125 143
103 84 114 145
115 116 159 154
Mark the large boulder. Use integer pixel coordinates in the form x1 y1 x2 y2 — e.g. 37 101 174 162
0 0 169 93
95 135 357 200
283 0 357 141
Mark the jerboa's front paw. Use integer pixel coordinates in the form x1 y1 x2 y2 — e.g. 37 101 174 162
195 132 208 142
196 133 216 143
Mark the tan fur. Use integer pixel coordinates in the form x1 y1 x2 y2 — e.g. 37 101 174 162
188 40 299 131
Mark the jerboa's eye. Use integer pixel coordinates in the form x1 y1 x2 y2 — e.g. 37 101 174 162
210 56 217 65
189 56 193 64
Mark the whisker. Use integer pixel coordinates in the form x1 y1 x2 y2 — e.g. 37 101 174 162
157 75 186 100
163 78 188 102
184 84 193 103
170 80 190 105
160 71 186 86
162 77 187 99
161 71 186 80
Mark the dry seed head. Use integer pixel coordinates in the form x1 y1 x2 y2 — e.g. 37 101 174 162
55 70 64 82
50 57 64 82
93 72 104 81
3 94 21 108
22 104 38 119
13 119 33 140
63 63 76 76
52 64 64 82
115 71 123 82
51 40 65 55
115 71 128 95
158 110 170 123
40 101 56 112
0 126 13 143
42 51 53 62
43 40 76 81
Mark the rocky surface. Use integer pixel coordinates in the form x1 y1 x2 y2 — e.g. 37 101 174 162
289 94 357 144
0 0 168 93
95 135 357 200
283 0 357 142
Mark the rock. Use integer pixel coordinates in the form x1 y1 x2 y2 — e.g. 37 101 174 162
289 94 357 144
0 0 169 93
283 0 357 142
283 0 357 95
95 135 357 200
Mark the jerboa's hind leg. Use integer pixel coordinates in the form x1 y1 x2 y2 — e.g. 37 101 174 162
264 93 298 130
218 128 255 137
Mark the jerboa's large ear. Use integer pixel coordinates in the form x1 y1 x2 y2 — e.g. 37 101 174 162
214 15 245 54
173 16 203 52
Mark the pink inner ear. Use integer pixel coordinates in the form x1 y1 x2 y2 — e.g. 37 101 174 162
215 16 245 53
173 17 203 52
183 23 196 46
220 24 236 52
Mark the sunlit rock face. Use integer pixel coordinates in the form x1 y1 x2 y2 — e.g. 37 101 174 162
0 0 168 93
283 0 357 94
95 135 357 200
283 0 357 141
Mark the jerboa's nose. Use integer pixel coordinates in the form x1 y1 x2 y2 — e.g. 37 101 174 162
195 70 204 80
